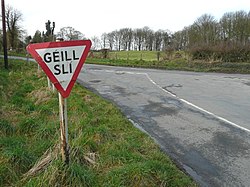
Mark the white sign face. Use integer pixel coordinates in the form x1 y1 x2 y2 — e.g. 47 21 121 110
36 46 86 90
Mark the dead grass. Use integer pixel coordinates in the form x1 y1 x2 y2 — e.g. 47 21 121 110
22 144 59 180
28 87 53 105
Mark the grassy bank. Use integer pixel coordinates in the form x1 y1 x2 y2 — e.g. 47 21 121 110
0 58 196 186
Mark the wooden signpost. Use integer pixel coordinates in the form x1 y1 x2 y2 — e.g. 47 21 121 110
27 40 92 163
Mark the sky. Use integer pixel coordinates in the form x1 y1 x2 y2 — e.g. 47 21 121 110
5 0 250 39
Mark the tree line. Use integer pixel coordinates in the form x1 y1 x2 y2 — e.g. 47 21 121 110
177 11 250 62
94 10 250 51
1 5 250 62
91 27 172 51
91 10 250 62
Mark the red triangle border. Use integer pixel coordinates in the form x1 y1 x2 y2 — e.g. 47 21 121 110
26 40 92 98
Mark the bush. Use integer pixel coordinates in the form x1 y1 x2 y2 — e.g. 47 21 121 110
189 42 250 63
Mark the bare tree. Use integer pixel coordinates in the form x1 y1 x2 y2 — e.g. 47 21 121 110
219 10 250 45
198 14 217 44
187 14 218 47
101 33 108 49
57 26 85 41
107 32 115 50
134 28 144 51
119 28 133 51
5 5 23 50
162 30 172 50
142 26 153 50
219 12 234 41
172 29 189 50
113 30 122 51
232 11 249 44
91 36 101 50
126 28 133 50
154 30 163 51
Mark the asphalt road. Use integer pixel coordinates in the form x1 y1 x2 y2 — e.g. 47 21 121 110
78 64 250 187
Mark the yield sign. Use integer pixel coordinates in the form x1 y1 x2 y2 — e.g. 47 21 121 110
27 40 92 98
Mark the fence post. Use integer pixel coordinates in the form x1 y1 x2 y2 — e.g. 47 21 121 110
157 52 160 61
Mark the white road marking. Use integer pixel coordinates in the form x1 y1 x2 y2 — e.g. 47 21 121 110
88 68 250 133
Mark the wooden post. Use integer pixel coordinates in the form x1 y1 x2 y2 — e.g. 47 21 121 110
47 77 52 89
52 82 55 92
26 53 30 64
157 52 160 61
59 92 69 164
37 62 41 73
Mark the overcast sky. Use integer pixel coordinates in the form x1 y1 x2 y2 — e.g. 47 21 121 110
6 0 250 38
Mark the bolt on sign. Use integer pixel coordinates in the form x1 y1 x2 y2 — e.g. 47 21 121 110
26 40 92 98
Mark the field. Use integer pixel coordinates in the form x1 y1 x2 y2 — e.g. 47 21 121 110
0 58 196 186
90 50 182 61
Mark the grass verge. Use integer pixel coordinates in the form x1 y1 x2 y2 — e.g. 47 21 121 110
0 58 197 186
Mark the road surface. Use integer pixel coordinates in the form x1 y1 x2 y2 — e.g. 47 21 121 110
78 64 250 187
